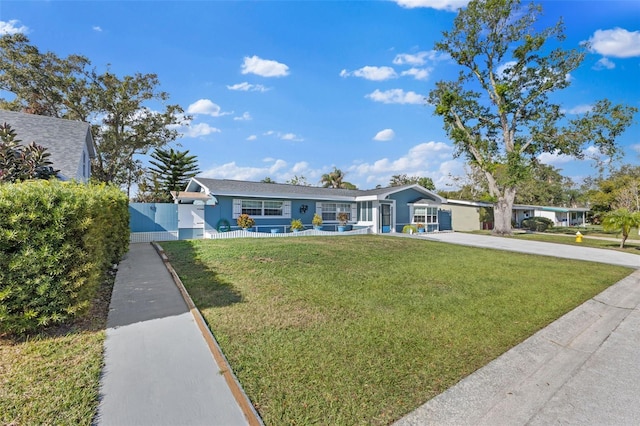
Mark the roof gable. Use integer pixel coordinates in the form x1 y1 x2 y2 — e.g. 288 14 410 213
0 110 94 181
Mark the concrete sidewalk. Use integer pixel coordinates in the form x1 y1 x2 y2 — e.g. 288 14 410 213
95 243 260 426
395 232 640 425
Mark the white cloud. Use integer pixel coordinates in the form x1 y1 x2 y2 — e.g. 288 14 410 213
353 142 454 174
587 28 640 58
200 161 279 181
264 130 303 142
593 57 616 70
341 66 397 81
92 26 103 32
392 50 449 65
270 159 288 172
234 112 252 121
0 20 28 35
496 61 518 79
537 150 573 165
630 144 640 155
537 146 607 166
292 161 310 173
241 55 290 77
401 67 432 80
565 104 593 115
187 99 231 117
199 142 465 189
373 129 395 141
393 0 469 11
226 82 269 92
349 141 463 188
200 158 321 183
281 133 298 141
184 122 221 138
366 89 424 104
247 135 257 141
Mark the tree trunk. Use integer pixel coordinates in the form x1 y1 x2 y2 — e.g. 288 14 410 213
492 188 516 236
620 234 627 249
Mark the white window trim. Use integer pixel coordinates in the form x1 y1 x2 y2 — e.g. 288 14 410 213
357 201 374 223
233 199 291 219
317 202 357 222
410 205 439 225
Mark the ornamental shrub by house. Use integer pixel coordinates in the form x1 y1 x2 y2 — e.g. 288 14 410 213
0 180 129 335
521 217 554 232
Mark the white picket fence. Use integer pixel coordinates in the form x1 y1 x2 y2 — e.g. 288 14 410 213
206 227 371 239
130 231 179 243
130 227 371 243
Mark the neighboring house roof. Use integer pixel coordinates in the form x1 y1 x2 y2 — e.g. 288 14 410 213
184 177 445 203
0 109 95 181
515 205 591 213
447 199 590 212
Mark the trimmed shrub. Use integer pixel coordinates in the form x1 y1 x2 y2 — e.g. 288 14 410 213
521 216 554 232
0 180 129 335
402 224 418 234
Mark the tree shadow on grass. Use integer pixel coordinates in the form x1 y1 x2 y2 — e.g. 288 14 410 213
160 240 244 310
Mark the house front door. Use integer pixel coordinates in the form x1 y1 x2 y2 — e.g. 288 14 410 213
381 203 391 233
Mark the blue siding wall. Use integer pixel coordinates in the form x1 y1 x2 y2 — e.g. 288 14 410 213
213 196 331 230
388 188 437 231
129 203 178 232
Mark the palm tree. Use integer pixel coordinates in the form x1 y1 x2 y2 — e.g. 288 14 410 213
602 208 640 248
320 167 346 188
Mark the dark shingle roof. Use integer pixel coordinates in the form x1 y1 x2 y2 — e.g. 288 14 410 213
193 177 360 200
191 178 438 201
0 110 94 181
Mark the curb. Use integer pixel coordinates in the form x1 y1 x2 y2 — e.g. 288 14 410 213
151 241 264 426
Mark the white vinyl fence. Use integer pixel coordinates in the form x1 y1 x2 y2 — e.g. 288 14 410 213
130 227 371 243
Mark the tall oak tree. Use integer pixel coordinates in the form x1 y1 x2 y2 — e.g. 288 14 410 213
429 0 636 234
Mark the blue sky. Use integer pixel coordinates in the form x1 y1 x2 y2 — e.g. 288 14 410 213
1 0 639 191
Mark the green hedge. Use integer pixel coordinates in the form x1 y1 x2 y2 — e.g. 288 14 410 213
521 216 554 232
0 180 129 335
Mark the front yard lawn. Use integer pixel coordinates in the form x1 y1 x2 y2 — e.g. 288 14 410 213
161 235 632 425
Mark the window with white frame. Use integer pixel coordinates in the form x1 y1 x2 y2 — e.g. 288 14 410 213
358 201 373 222
413 206 438 223
233 199 291 218
321 202 353 221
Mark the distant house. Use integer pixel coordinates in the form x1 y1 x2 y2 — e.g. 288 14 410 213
446 199 589 231
0 110 95 182
129 177 452 240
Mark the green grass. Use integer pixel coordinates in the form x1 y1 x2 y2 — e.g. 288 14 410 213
161 235 632 425
0 274 113 425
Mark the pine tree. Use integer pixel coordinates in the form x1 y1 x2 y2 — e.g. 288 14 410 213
147 148 199 199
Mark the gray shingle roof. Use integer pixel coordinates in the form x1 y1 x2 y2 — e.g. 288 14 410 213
192 177 360 200
191 177 439 201
0 110 94 181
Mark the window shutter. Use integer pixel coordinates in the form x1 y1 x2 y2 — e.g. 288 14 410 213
283 201 291 218
351 203 357 222
232 199 242 218
315 202 322 216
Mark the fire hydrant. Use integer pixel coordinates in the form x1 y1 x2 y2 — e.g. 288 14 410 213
575 231 583 243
